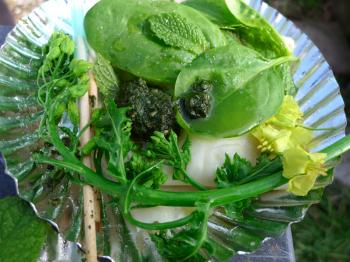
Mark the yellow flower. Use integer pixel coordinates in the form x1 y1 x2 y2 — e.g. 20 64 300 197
289 126 313 149
288 173 319 197
268 95 303 128
251 95 327 196
252 124 291 153
251 96 310 154
282 147 327 196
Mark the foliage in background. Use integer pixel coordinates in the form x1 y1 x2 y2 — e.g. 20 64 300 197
295 0 325 10
292 181 350 261
0 197 50 262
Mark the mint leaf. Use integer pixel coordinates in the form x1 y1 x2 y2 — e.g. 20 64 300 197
93 53 119 97
148 12 209 55
0 197 49 262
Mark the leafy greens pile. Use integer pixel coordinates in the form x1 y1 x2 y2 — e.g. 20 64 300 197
84 0 296 137
1 0 350 261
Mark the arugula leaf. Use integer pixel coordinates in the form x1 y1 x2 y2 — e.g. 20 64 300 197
150 203 211 261
216 153 283 187
148 12 209 55
125 153 167 189
0 197 50 262
81 100 133 183
216 153 253 188
90 100 133 183
146 131 208 190
215 153 282 219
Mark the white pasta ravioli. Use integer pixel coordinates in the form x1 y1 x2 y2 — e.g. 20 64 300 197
132 134 259 224
165 134 259 187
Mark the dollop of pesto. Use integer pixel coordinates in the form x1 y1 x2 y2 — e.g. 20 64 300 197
180 80 212 120
123 79 177 138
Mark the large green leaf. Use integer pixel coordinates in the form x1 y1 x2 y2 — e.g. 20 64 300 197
184 0 296 95
0 197 50 262
184 0 290 58
175 44 293 137
84 0 227 85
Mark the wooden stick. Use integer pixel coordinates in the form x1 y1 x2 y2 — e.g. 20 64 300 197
80 78 97 262
88 72 101 224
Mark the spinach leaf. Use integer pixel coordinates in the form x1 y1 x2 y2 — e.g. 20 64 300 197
84 0 226 85
184 0 296 95
175 44 294 137
184 0 290 58
0 197 50 262
184 0 241 27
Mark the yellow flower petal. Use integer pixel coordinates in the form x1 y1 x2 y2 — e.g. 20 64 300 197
251 95 327 197
268 95 303 128
284 148 327 196
289 126 313 149
306 152 327 177
252 124 291 153
287 172 319 196
282 147 309 178
272 129 292 153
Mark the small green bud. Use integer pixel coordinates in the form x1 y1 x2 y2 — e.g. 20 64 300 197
67 99 79 126
91 108 104 123
47 46 61 60
60 39 75 56
70 84 88 98
70 59 92 77
50 37 64 49
38 60 52 74
78 74 90 85
81 138 97 155
55 79 70 88
54 102 66 120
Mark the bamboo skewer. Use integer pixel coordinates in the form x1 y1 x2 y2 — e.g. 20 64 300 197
88 71 102 225
79 86 98 262
72 4 99 260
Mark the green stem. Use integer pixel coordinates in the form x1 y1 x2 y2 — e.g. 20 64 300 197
44 99 287 209
123 209 196 230
133 172 287 208
183 203 210 260
298 125 337 132
181 168 207 191
122 162 198 230
37 150 286 209
35 155 122 196
321 135 350 162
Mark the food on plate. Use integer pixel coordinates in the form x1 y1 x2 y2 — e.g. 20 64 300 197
1 0 350 261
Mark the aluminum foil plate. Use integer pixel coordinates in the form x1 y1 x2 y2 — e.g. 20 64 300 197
0 0 347 261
